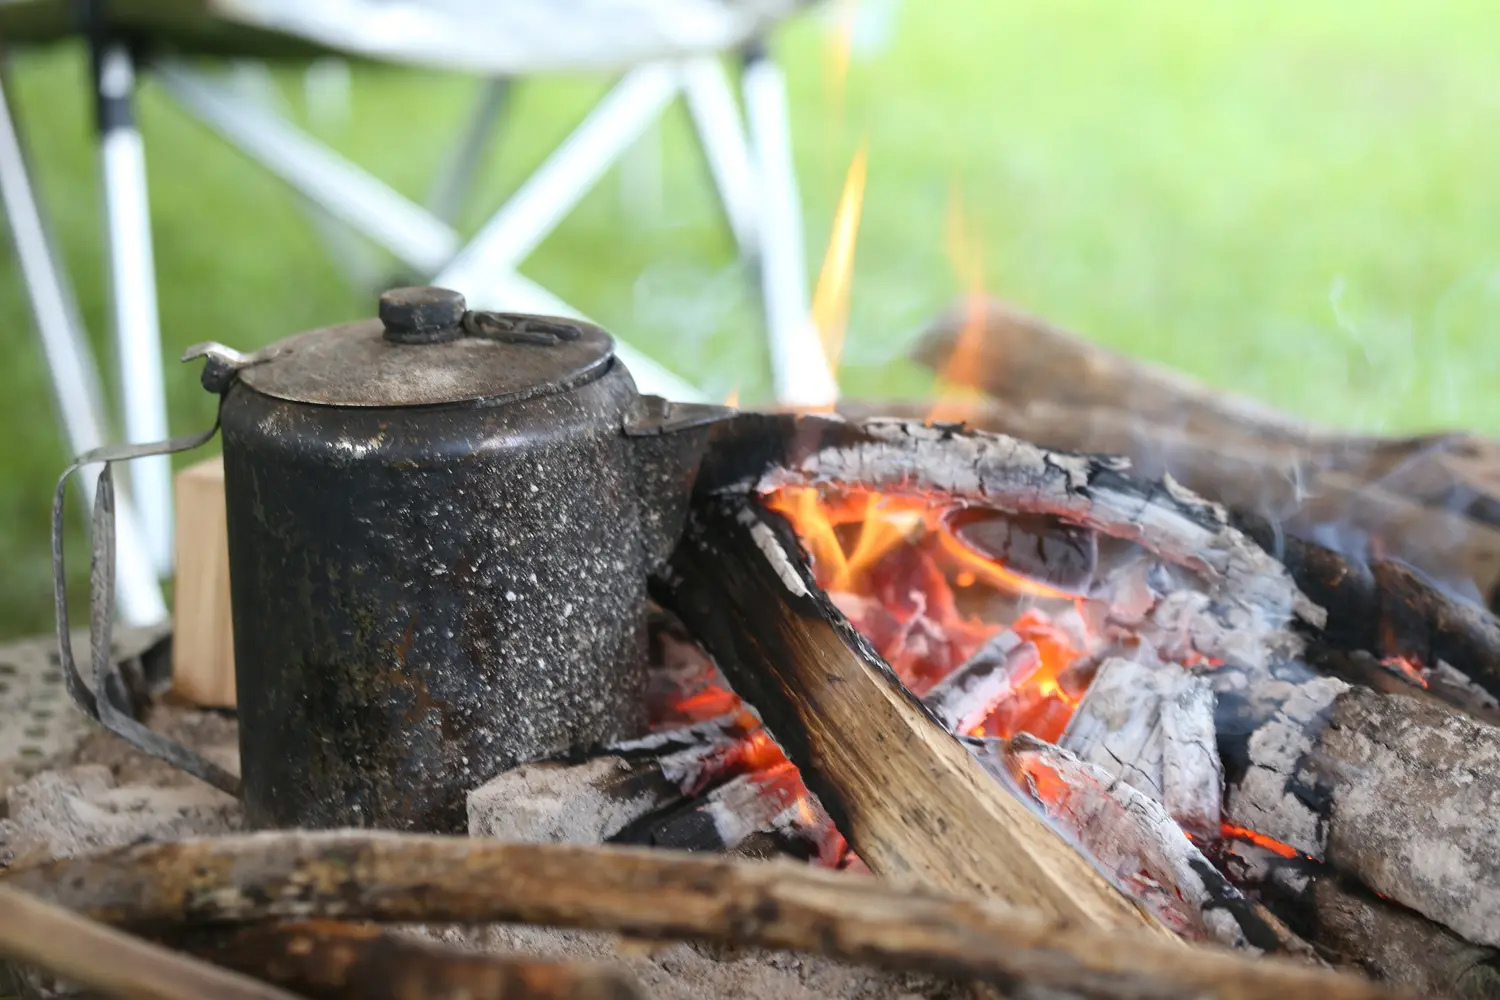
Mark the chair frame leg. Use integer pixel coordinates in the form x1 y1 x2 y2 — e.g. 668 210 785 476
0 51 167 625
740 42 837 406
93 38 175 573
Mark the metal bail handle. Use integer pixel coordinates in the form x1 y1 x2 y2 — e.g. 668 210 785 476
51 413 241 797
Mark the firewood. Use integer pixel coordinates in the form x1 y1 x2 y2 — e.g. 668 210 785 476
655 491 1161 934
1309 879 1500 1000
913 297 1321 449
612 767 810 854
171 919 646 1000
919 629 1041 734
0 882 299 1000
3 831 1407 1000
1219 676 1500 949
914 297 1500 530
979 734 1284 951
1230 513 1500 706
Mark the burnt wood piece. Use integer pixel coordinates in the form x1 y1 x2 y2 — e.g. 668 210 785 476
920 629 1039 734
0 882 300 1000
1220 678 1500 949
655 492 1162 935
701 412 1320 674
982 735 1294 953
1309 880 1500 1000
3 832 1406 1000
836 397 1500 613
467 715 756 844
173 920 645 1000
1231 513 1500 705
1058 658 1223 841
612 767 806 853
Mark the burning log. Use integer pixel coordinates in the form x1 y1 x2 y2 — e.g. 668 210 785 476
705 414 1323 676
2 831 1405 1000
655 490 1160 933
0 882 300 1000
1058 657 1223 840
1308 879 1500 1000
974 734 1305 954
919 629 1042 734
172 920 646 1000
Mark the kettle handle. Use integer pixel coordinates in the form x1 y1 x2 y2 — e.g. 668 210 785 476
51 415 242 797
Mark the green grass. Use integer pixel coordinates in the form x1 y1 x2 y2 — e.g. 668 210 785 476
5 0 1500 638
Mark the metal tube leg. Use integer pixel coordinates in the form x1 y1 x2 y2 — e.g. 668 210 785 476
0 55 167 625
95 41 173 574
680 56 760 261
427 78 510 226
740 43 837 407
435 62 681 295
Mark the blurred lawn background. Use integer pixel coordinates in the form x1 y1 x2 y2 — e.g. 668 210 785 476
4 0 1500 638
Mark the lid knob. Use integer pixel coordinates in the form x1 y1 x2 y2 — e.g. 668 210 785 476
379 286 466 344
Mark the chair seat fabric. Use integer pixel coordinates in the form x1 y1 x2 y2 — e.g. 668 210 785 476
0 0 812 68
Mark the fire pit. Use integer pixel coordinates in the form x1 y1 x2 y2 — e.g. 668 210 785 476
6 292 1500 1000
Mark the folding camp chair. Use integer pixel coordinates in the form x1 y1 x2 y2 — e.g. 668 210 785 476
0 0 838 624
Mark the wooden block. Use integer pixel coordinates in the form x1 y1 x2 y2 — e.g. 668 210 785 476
172 455 236 708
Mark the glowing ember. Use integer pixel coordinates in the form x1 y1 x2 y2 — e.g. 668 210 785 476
1381 654 1430 688
1219 823 1303 860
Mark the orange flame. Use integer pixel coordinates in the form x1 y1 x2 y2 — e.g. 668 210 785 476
1381 654 1429 688
763 484 1089 737
811 142 868 378
928 183 990 423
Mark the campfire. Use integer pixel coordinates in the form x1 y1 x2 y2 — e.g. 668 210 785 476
9 291 1500 1000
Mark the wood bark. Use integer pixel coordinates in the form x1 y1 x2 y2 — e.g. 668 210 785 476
0 882 300 1000
1308 879 1500 1000
1219 677 1500 950
3 831 1407 1000
654 491 1162 935
172 920 646 1000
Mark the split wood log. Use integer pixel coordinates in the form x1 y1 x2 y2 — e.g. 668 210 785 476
0 882 300 1000
2 831 1407 1000
654 491 1161 934
172 920 646 1000
920 629 1041 734
613 766 809 854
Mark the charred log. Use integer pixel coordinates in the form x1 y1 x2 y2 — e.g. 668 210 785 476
3 832 1404 1000
653 491 1160 934
172 920 645 1000
1220 679 1500 950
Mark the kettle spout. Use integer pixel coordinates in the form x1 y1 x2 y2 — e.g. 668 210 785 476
623 396 738 571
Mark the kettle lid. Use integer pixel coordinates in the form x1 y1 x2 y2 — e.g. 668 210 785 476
235 288 616 408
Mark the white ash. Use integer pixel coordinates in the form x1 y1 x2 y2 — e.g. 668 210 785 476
0 765 239 869
468 755 668 844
